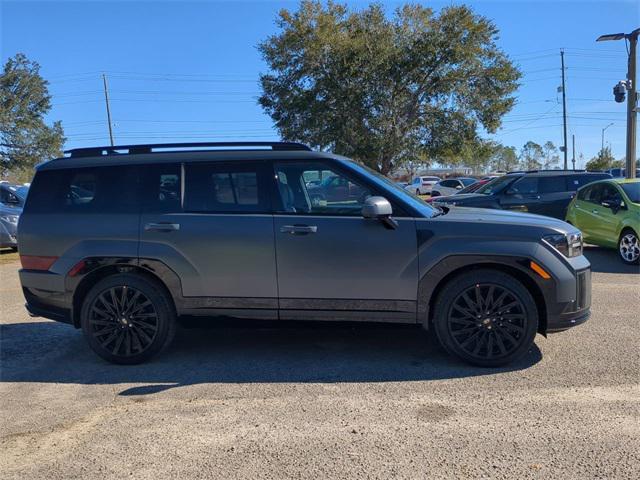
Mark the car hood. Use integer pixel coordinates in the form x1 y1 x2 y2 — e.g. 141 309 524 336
437 206 576 233
433 193 484 202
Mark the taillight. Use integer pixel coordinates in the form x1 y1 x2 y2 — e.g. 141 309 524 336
67 260 86 277
20 255 58 271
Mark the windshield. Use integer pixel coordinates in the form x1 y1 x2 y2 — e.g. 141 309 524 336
621 182 640 203
341 160 439 217
458 181 485 194
460 178 477 186
475 175 520 195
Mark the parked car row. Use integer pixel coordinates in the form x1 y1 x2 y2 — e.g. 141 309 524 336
0 183 28 249
429 171 639 264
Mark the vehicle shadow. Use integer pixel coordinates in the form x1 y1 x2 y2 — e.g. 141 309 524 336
583 245 639 274
0 320 542 395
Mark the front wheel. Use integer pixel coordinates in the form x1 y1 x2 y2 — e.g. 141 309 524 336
80 273 176 364
619 230 640 265
432 270 538 367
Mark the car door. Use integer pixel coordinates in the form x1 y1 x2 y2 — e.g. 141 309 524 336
272 159 419 322
597 183 624 247
138 161 278 315
536 175 572 219
579 183 606 245
499 176 541 214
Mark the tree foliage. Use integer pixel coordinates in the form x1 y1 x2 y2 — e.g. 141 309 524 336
0 53 65 179
258 1 520 174
585 147 615 171
490 144 518 172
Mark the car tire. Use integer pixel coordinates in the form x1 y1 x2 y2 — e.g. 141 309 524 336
80 273 176 365
618 229 640 265
432 269 538 367
416 189 421 195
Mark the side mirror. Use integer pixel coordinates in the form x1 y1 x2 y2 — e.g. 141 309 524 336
362 196 397 229
601 198 622 212
455 185 463 190
505 188 516 195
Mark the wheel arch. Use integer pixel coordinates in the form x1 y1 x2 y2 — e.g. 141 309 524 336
70 258 180 328
419 256 549 335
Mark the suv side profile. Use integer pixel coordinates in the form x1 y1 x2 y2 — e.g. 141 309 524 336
18 142 592 367
434 170 612 219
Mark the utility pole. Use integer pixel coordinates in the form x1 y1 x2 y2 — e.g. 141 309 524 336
602 122 614 151
102 73 114 146
597 28 639 179
560 49 568 170
626 31 637 178
572 134 576 170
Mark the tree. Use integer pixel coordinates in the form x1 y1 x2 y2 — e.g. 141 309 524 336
519 141 543 170
258 1 520 174
585 147 615 171
541 141 559 169
490 144 518 172
0 53 65 180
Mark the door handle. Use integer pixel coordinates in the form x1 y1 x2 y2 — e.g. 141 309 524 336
144 222 180 232
280 225 318 235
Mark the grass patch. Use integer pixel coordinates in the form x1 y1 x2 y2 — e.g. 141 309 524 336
0 248 20 265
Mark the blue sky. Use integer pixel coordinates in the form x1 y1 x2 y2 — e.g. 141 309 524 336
1 0 637 167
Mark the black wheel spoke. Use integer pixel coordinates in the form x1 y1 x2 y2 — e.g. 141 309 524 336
88 285 158 358
448 283 528 360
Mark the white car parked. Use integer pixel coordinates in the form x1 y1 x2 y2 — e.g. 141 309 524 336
431 177 478 197
405 176 440 195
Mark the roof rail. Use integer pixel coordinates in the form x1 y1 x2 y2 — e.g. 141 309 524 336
64 141 312 158
506 169 587 174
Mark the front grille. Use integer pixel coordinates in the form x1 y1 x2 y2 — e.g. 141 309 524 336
576 269 591 310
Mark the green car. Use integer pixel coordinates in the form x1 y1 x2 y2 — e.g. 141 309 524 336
566 178 640 265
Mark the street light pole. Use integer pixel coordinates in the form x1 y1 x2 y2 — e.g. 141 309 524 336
597 28 639 179
602 122 614 151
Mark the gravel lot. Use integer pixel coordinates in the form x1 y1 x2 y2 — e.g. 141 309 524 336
1 246 638 479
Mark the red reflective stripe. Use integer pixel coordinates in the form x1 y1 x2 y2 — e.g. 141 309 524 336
20 255 58 271
68 260 86 277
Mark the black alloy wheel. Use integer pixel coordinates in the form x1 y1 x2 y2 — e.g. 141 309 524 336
81 274 176 364
88 286 159 357
448 284 527 360
433 270 538 367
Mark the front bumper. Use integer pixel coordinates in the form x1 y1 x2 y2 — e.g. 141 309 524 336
0 222 17 247
545 267 591 333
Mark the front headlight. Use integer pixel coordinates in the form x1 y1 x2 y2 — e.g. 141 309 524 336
543 232 583 258
0 214 19 225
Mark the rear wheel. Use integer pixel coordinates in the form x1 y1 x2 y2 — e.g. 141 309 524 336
433 270 538 367
80 274 176 364
618 229 640 265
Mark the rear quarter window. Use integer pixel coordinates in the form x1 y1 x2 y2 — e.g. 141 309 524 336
25 166 139 214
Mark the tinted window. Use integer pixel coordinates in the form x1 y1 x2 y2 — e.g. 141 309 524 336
440 180 457 188
621 182 640 203
184 163 268 213
476 175 520 195
0 187 20 205
539 176 566 193
25 166 138 214
274 161 372 215
140 164 181 213
460 178 477 186
601 184 622 202
582 184 604 204
510 177 538 194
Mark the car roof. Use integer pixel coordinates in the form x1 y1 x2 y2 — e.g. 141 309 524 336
39 148 343 171
613 178 640 184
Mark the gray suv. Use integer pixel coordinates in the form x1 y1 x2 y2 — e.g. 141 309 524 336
18 142 591 366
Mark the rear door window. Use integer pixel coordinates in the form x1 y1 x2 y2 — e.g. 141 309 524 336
140 163 182 213
184 162 270 213
538 176 566 193
510 177 538 194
